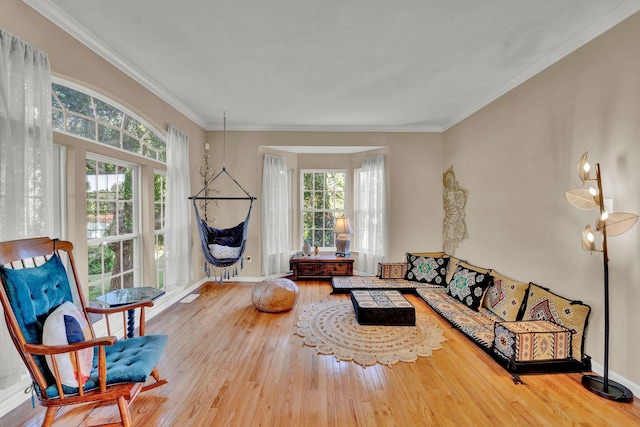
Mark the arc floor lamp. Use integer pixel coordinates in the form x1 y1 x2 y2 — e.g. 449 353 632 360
565 151 637 402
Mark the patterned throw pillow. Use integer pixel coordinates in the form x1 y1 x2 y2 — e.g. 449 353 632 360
522 283 591 361
42 301 93 388
445 261 493 311
483 271 529 321
405 252 449 285
445 257 463 284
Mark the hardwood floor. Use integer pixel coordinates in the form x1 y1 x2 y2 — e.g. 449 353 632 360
3 280 640 426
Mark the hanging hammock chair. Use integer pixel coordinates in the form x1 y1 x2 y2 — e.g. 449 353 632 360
190 166 256 280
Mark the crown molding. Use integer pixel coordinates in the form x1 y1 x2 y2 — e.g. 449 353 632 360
24 0 209 130
205 123 444 132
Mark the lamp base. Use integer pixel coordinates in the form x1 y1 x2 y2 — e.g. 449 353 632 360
335 235 351 257
582 374 634 402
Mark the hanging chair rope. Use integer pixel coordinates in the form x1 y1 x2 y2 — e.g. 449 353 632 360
189 163 256 281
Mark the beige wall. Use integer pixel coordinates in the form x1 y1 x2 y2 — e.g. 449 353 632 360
207 131 444 276
443 12 640 385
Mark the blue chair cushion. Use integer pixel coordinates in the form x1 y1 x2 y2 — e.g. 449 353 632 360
0 254 73 382
45 334 168 398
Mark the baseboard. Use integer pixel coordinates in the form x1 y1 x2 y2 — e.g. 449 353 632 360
589 360 640 398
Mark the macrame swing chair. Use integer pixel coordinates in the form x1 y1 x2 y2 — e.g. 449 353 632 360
189 113 256 281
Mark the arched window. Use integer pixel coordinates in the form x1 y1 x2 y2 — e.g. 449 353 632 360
52 82 166 162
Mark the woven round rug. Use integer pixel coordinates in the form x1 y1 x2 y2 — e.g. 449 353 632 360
294 300 446 367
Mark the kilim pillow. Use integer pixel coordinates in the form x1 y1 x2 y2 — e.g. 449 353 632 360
483 271 530 321
445 261 493 311
405 252 449 285
522 283 591 362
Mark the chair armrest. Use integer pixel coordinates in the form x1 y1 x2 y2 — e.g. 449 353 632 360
86 301 154 338
24 336 117 356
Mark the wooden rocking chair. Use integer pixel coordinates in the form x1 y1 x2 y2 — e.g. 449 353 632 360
0 237 168 427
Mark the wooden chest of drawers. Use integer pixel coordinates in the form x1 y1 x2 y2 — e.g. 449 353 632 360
290 254 354 280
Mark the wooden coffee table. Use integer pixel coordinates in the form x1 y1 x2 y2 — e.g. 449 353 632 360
350 290 415 326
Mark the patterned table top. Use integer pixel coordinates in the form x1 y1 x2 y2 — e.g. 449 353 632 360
350 290 414 309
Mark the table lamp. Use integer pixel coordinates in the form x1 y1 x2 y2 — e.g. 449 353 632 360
334 217 353 256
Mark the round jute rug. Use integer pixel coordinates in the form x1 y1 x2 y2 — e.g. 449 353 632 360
294 300 446 367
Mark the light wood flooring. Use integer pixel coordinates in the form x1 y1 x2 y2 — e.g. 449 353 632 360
2 280 640 426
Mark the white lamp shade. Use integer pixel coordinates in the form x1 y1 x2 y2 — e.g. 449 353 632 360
333 217 353 234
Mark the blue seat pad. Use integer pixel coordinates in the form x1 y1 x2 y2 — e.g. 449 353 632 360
45 334 168 398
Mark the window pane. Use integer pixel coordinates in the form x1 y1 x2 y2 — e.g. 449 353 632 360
53 83 95 117
52 110 64 131
67 113 96 139
124 134 141 154
303 191 312 210
324 191 335 209
335 192 345 210
323 230 334 247
99 201 116 236
99 125 121 148
120 202 134 233
124 116 149 138
313 191 323 209
314 173 324 190
95 99 123 126
123 271 134 289
325 213 335 230
303 173 313 190
313 230 322 246
313 212 323 229
122 239 134 271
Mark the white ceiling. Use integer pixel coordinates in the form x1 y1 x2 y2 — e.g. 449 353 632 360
25 0 640 132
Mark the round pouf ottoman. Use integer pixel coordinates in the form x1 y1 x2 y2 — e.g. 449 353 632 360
252 278 299 313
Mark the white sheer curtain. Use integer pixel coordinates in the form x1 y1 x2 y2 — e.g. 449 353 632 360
0 29 53 389
261 154 291 275
355 155 388 275
164 125 192 291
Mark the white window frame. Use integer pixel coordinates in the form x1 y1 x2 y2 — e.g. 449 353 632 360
86 153 142 299
300 169 348 250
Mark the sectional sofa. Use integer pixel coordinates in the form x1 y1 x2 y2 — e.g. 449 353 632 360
382 252 592 374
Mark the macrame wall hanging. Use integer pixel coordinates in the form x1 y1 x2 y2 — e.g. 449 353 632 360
442 165 469 255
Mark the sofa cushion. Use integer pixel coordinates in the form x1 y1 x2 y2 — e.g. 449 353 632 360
494 320 572 363
445 261 493 311
483 271 529 321
377 262 408 279
405 252 449 285
522 283 591 362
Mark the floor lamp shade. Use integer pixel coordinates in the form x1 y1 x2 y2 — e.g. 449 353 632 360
334 217 353 256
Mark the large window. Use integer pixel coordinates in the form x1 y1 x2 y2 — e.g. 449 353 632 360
86 156 140 300
51 80 166 299
154 171 166 289
301 170 346 249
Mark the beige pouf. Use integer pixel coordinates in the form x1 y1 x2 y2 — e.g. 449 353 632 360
252 278 299 313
